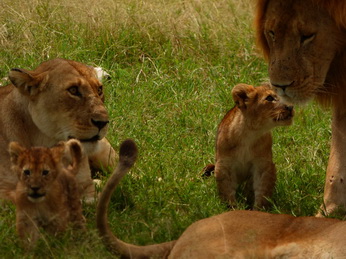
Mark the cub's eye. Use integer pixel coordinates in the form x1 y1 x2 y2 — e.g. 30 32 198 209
42 170 49 176
265 95 275 102
23 169 31 176
97 85 103 96
301 33 315 44
68 86 81 97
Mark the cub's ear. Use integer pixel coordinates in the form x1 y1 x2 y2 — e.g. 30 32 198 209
67 139 83 167
8 142 25 165
8 68 47 96
63 139 83 175
231 83 255 109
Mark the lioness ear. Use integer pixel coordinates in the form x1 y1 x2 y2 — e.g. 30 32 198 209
8 68 47 96
8 142 25 165
231 84 255 109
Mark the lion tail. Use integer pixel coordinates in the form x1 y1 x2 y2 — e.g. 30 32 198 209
96 139 176 259
201 163 215 177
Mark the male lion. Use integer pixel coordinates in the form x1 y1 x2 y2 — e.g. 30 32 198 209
9 139 86 248
0 58 116 203
97 139 346 258
205 83 293 209
255 0 346 216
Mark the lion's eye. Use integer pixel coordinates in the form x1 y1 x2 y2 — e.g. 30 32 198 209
42 170 49 176
23 169 31 176
98 85 103 96
268 30 275 41
68 86 81 97
265 95 275 102
301 34 315 44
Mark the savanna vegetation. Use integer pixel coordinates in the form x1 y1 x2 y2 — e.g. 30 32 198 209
0 0 331 257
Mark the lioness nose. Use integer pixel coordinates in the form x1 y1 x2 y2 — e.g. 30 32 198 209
271 81 294 92
91 119 109 130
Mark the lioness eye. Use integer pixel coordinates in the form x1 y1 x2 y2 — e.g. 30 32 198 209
98 85 103 96
42 170 49 176
301 34 315 44
68 86 81 97
23 169 31 176
265 95 275 102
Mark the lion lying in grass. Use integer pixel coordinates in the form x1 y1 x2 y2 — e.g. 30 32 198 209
0 58 117 203
97 139 346 258
9 139 86 248
203 83 293 209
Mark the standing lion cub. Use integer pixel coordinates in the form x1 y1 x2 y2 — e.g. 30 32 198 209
9 139 86 248
206 83 294 209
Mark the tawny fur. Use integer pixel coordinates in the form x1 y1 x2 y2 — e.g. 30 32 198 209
0 58 117 203
97 139 346 258
213 83 293 209
255 0 346 216
9 139 86 248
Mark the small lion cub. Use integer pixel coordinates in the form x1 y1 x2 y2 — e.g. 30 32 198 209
9 139 86 248
212 83 293 209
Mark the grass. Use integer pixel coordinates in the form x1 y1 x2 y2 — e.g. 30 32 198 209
0 0 332 257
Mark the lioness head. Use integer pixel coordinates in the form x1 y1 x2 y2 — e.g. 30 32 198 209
8 58 109 144
9 139 83 203
256 0 346 104
232 83 293 129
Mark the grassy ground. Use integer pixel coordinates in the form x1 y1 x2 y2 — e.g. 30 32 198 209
0 0 332 257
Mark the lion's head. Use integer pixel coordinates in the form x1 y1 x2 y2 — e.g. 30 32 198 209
9 139 83 203
255 0 346 104
8 58 109 144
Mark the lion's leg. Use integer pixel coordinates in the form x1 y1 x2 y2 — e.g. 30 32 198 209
252 162 276 210
215 160 237 207
319 111 346 216
66 178 86 229
88 138 118 174
75 155 97 203
16 212 40 248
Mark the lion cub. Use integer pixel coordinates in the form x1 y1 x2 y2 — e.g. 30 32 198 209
210 83 293 209
9 139 86 248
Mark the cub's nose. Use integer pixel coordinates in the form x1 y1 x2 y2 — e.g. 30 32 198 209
91 119 109 130
31 187 40 193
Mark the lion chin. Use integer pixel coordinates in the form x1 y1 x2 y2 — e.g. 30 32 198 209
27 193 46 203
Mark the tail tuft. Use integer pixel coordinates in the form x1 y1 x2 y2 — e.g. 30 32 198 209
119 139 138 167
201 164 215 177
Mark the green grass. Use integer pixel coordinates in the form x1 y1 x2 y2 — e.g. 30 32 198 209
0 0 332 257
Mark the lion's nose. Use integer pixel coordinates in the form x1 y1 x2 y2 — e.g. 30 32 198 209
286 105 294 111
91 119 109 130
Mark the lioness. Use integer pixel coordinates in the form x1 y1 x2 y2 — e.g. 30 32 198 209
255 0 346 216
97 139 346 258
9 139 86 248
205 83 293 209
0 58 116 202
